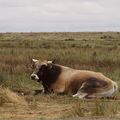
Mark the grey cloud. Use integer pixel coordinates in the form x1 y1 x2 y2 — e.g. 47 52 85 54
0 0 120 32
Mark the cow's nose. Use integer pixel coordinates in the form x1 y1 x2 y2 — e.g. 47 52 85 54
31 74 39 80
31 74 35 80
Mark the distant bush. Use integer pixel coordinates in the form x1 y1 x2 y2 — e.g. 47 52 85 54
100 35 113 40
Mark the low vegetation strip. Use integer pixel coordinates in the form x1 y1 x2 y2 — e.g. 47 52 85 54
0 32 120 119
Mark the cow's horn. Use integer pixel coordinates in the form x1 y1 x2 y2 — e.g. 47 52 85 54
32 59 38 63
47 61 52 64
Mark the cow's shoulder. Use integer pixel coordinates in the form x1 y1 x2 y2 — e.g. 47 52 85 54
45 64 62 83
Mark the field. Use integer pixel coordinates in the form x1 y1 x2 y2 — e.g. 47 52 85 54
0 32 120 120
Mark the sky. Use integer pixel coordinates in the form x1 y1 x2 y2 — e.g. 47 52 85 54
0 0 120 32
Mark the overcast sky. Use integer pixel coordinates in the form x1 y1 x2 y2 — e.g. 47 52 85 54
0 0 120 32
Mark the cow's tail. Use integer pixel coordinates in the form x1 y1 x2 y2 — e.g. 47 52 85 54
99 81 118 98
113 81 118 94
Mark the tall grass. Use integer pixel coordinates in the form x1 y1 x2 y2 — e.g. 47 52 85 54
0 32 120 119
0 32 120 90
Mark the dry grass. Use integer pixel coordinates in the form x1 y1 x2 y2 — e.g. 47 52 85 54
0 32 120 119
0 87 27 106
0 88 120 119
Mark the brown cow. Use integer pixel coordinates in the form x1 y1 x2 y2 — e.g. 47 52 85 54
31 59 118 99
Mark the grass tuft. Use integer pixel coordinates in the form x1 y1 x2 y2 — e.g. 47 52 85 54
0 87 27 106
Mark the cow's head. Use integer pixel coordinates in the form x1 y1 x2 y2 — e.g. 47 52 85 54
31 59 55 82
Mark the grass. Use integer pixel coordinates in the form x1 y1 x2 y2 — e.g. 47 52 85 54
0 32 120 119
0 87 27 105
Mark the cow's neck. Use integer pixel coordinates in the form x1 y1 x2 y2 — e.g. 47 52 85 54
42 64 62 87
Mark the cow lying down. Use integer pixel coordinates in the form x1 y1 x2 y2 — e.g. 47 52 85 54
31 59 118 99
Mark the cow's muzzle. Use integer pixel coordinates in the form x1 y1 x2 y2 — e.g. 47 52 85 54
31 74 39 80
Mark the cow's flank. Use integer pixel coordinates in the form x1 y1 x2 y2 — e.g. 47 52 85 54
30 59 118 99
80 77 108 93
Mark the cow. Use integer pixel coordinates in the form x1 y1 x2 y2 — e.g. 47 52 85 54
30 59 118 99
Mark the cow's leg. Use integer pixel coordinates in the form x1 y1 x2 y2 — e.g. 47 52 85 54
73 80 100 99
57 92 65 95
30 88 52 95
85 94 97 99
30 89 45 95
72 92 88 99
72 93 79 97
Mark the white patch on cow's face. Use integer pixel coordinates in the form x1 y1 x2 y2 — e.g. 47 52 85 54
31 73 39 80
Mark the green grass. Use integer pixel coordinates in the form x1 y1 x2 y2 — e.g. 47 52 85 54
0 32 120 89
0 32 120 119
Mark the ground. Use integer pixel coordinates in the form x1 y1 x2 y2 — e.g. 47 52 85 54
0 32 120 119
